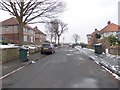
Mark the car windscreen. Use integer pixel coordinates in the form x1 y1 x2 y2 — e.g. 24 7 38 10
42 44 51 47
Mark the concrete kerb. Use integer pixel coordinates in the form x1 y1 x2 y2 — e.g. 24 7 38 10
75 47 120 77
23 54 45 66
1 46 59 80
1 53 45 80
90 54 120 77
88 54 120 82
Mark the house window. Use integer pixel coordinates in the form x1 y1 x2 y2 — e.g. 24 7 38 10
112 32 116 36
24 36 27 41
23 28 28 33
5 26 9 31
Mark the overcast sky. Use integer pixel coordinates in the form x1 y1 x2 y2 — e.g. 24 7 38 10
61 0 119 43
0 0 119 43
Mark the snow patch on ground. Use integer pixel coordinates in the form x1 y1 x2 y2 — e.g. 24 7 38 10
106 53 120 59
67 54 73 56
88 49 94 52
75 46 120 80
0 45 18 49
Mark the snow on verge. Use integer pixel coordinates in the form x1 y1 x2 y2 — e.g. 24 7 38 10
0 45 18 49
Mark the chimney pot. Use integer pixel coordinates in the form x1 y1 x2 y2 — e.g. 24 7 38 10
35 26 37 29
107 21 111 25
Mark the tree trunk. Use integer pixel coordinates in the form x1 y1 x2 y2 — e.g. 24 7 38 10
54 34 57 44
51 36 53 43
51 36 52 43
58 36 60 45
18 22 24 60
75 39 77 44
18 23 24 46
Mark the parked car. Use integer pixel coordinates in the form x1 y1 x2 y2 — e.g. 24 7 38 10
69 43 73 47
22 45 37 50
28 45 37 50
40 43 55 54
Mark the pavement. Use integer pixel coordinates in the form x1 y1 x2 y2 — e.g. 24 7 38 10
1 51 45 77
75 46 120 79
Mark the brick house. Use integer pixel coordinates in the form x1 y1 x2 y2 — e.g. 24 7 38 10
100 21 120 40
33 26 46 45
99 21 120 48
23 24 35 44
1 17 19 44
86 29 100 46
0 17 46 45
87 21 120 46
86 34 92 45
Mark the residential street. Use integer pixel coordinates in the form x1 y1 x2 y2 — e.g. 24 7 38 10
2 46 119 88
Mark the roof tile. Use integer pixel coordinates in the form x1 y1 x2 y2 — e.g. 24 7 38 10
33 26 46 35
100 23 120 33
2 17 19 26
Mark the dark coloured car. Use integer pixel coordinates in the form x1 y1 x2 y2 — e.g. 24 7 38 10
40 43 55 54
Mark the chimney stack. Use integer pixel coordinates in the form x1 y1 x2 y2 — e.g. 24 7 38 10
95 28 97 31
35 26 38 29
107 21 111 25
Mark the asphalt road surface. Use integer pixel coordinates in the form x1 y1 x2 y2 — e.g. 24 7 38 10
2 46 119 88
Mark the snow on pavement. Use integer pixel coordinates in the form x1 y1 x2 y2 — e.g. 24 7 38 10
75 46 120 80
0 45 18 49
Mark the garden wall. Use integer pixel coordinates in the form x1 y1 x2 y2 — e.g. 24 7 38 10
109 46 120 55
0 48 19 63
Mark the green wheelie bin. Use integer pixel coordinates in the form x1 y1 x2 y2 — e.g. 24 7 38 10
19 47 28 62
94 44 103 54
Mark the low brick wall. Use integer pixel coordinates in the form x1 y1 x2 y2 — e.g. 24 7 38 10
109 46 120 55
0 48 19 64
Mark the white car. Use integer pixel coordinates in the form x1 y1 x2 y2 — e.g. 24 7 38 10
28 45 37 49
22 45 37 50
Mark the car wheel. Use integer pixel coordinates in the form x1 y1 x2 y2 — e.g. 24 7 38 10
41 52 43 54
51 51 53 54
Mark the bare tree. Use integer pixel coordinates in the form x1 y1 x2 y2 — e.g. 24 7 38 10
57 20 68 45
45 23 55 43
45 19 58 44
72 34 80 44
0 0 65 45
46 19 67 45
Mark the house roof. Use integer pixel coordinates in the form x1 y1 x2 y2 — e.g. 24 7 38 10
33 26 46 35
1 17 46 34
2 17 19 26
100 22 120 33
91 29 99 36
1 17 34 30
24 24 33 30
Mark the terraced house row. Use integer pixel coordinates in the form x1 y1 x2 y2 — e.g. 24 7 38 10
0 17 46 45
